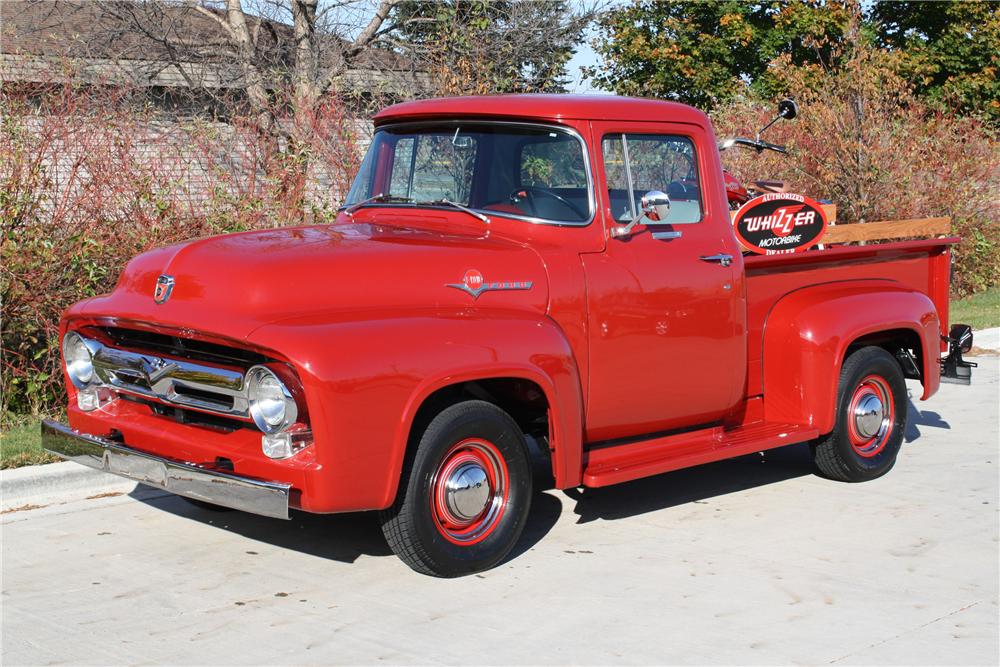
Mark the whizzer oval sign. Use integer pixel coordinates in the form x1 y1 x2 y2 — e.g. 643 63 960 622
733 193 828 255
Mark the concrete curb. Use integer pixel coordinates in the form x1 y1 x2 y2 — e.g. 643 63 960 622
1 461 137 512
972 327 999 352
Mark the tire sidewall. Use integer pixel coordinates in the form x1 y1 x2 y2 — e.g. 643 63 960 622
833 349 908 479
407 403 532 575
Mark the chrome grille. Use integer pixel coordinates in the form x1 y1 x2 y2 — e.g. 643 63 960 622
85 336 251 419
101 327 269 367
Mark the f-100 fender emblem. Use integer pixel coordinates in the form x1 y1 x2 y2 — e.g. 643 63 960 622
446 269 533 300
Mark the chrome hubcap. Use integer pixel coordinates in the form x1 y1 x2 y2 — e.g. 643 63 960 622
443 462 491 522
853 393 885 439
431 439 509 545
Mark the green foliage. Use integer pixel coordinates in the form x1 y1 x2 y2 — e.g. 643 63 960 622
951 287 1000 330
0 417 57 469
589 0 999 120
586 0 854 109
390 0 592 95
872 1 1000 121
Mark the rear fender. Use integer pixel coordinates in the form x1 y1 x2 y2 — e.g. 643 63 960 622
248 310 584 512
762 280 940 434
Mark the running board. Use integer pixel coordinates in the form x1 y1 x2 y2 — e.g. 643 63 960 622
583 422 820 487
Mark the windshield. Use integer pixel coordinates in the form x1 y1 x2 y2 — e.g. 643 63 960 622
345 123 592 224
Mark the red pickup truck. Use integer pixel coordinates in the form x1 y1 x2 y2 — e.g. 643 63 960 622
44 95 974 577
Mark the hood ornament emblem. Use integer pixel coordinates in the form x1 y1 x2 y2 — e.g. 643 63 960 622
153 275 175 304
446 269 533 300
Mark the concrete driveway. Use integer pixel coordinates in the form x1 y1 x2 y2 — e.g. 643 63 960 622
3 356 998 666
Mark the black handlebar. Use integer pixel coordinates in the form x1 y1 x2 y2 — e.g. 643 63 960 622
718 137 787 154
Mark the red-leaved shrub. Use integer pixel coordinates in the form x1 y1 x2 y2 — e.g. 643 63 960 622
712 44 999 296
1 79 363 418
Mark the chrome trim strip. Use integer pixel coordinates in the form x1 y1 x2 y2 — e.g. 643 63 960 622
41 420 291 519
87 337 250 418
342 119 597 228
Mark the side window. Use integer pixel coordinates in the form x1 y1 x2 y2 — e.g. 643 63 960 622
601 134 702 224
388 137 415 197
601 137 632 221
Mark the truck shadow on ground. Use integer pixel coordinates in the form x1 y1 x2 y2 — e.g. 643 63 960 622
131 400 950 566
130 485 564 566
565 443 816 525
566 400 952 525
905 398 950 443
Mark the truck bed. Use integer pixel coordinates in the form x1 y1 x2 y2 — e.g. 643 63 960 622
743 237 957 399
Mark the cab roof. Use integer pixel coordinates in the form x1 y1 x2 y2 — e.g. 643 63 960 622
373 94 709 126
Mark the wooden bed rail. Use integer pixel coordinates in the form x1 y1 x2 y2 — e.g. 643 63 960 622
822 217 952 244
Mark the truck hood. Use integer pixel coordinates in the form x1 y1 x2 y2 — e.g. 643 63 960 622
77 223 549 341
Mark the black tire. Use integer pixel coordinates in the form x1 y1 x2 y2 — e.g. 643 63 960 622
380 400 533 577
813 346 908 482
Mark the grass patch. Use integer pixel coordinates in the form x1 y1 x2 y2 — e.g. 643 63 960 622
1 418 58 469
951 287 1000 330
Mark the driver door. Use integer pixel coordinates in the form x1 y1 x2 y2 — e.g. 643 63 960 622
582 121 746 443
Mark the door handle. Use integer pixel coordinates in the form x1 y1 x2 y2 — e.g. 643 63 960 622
700 253 733 267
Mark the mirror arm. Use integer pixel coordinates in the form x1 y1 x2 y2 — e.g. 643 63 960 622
756 114 782 142
610 210 646 239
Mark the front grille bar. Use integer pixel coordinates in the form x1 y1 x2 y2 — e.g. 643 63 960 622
86 336 251 419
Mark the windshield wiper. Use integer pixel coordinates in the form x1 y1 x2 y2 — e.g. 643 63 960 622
343 193 414 216
417 199 490 225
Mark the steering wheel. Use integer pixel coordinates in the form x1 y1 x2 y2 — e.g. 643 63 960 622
511 186 587 220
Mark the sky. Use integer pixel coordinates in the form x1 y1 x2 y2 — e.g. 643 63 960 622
566 24 604 94
565 0 624 94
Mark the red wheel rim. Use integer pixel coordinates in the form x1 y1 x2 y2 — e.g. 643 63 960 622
430 438 509 546
846 374 895 458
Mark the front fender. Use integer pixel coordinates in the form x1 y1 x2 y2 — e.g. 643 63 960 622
247 309 584 513
762 280 940 434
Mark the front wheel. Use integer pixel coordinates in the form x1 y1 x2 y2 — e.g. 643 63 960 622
813 346 908 482
380 400 533 577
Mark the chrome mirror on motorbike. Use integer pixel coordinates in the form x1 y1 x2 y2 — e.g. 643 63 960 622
718 97 798 154
777 99 797 120
641 190 671 222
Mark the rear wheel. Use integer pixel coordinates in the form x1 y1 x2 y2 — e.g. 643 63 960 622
813 346 908 482
380 400 532 577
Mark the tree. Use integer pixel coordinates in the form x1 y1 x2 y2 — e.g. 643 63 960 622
585 0 853 110
388 0 594 96
90 0 410 130
45 0 421 220
871 1 1000 120
587 0 998 120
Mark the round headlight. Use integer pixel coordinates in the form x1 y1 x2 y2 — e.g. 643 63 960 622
63 332 94 388
246 366 297 433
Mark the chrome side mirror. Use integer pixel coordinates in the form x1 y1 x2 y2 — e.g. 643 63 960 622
610 190 675 240
641 190 671 222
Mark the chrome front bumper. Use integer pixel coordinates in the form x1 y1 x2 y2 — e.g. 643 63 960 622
41 420 291 519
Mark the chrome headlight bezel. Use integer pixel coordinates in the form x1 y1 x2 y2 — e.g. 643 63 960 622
62 331 96 389
246 365 298 434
